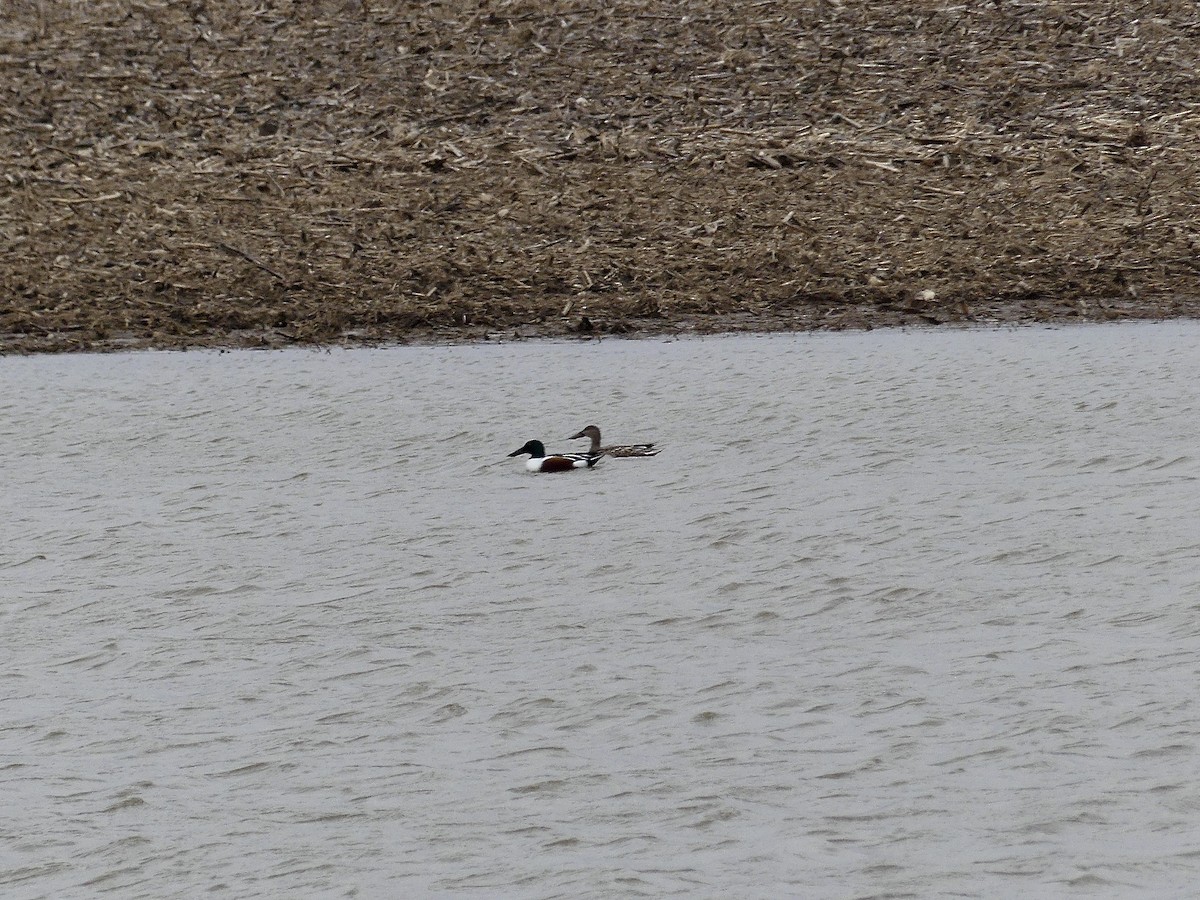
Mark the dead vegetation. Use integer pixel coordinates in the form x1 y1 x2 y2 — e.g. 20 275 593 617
2 0 1200 352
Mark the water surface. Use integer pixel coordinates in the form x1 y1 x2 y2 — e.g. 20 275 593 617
3 323 1200 898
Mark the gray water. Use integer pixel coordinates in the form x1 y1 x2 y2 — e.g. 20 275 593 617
3 322 1200 899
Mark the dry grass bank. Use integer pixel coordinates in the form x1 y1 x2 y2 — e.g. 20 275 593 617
2 0 1199 352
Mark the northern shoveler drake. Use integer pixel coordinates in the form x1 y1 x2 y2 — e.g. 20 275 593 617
508 439 601 473
569 425 661 458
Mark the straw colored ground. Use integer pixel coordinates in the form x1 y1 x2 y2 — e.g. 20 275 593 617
3 0 1199 352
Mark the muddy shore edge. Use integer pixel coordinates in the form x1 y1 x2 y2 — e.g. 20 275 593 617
4 1 1199 355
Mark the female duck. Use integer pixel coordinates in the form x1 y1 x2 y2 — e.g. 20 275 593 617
508 439 601 473
569 425 660 458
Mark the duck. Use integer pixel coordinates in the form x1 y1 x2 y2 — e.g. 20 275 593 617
508 439 601 473
569 425 660 458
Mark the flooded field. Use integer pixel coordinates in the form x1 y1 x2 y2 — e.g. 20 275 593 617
3 322 1200 898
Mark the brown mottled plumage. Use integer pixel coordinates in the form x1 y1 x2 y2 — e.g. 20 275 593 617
569 425 661 458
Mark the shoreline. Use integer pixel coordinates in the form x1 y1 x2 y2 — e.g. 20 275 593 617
2 297 1192 356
